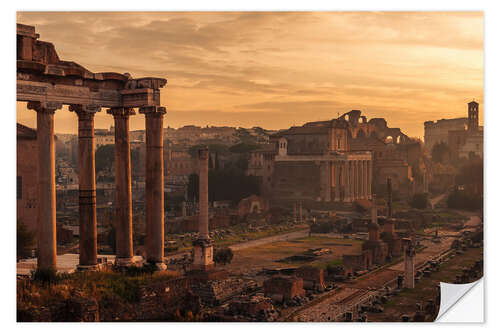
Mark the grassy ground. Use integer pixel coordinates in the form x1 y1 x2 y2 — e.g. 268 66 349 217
224 235 362 275
17 269 181 316
168 223 308 253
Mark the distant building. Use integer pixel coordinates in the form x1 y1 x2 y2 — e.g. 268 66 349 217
165 140 196 184
17 123 38 233
249 110 421 200
94 126 114 148
424 101 483 160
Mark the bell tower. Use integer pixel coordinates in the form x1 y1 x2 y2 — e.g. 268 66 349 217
468 100 479 132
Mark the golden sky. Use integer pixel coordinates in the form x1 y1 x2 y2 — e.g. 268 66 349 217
16 12 483 138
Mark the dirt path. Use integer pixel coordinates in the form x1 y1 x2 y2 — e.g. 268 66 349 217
229 230 309 251
164 228 309 261
430 193 446 209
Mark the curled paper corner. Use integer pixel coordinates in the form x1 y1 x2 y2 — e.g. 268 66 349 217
435 278 484 322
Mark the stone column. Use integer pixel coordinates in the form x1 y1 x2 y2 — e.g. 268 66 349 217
344 162 350 202
70 104 100 269
334 162 340 201
198 147 209 240
403 238 415 288
368 160 373 199
362 160 367 199
359 161 363 199
360 160 364 199
28 101 61 270
192 147 214 271
354 161 359 200
140 106 167 268
107 107 135 265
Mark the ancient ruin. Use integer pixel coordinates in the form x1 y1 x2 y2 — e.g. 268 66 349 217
17 23 167 269
268 118 372 203
403 238 416 289
191 147 215 271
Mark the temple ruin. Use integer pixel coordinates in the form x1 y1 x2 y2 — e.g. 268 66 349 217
17 23 167 270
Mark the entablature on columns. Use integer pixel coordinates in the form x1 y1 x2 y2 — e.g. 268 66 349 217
17 24 167 110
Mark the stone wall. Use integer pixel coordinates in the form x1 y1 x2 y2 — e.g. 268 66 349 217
295 266 326 291
17 125 38 234
263 276 305 301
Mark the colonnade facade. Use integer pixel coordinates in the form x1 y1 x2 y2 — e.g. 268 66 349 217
17 23 169 270
320 156 372 203
27 102 167 270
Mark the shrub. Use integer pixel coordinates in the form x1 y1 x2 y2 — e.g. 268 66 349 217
447 189 482 211
31 267 59 285
409 193 429 209
214 247 234 266
310 221 335 234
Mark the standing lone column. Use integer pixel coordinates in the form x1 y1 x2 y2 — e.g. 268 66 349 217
107 107 135 265
192 147 214 271
70 104 100 269
140 106 167 269
403 238 415 289
199 147 209 240
28 101 61 270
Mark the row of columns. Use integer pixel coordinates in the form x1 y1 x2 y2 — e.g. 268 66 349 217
324 159 372 203
28 101 167 270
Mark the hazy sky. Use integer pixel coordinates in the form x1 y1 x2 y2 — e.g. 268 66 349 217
16 11 483 138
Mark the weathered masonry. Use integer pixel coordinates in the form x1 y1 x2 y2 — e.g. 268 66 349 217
269 118 372 202
17 23 167 270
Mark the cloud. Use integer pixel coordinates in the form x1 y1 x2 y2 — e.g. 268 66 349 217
16 11 483 138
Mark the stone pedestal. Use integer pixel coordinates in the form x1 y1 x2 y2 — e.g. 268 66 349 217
191 238 215 271
28 101 61 270
71 104 100 269
107 107 135 265
140 106 167 268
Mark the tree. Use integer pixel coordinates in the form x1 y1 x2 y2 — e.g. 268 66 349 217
409 193 429 209
214 247 234 266
95 144 115 174
17 221 35 260
447 189 482 211
431 142 450 164
107 224 116 253
187 168 260 204
455 158 483 194
187 173 199 202
228 142 259 154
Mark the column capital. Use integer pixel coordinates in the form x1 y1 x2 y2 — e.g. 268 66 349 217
107 107 136 117
27 101 62 113
139 105 166 115
198 147 209 160
69 103 101 116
